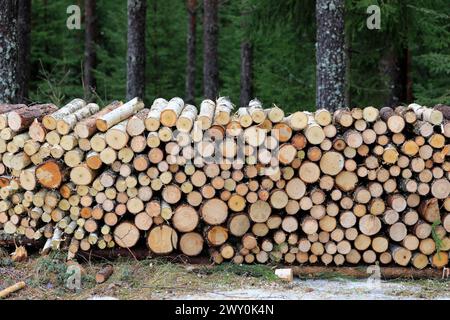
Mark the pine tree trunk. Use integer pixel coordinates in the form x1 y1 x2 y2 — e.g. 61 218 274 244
127 0 147 100
315 0 346 111
43 0 49 57
380 47 406 107
17 0 31 103
380 3 413 108
151 0 159 94
405 49 413 103
0 0 19 103
203 0 219 100
84 0 98 99
344 28 351 108
185 0 197 105
239 0 252 108
240 41 252 108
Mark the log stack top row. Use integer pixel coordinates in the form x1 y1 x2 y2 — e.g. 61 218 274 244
0 97 449 270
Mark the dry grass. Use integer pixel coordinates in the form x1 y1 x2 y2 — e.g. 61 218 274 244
0 253 280 300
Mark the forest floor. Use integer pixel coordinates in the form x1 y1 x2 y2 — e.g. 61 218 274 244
1 249 449 300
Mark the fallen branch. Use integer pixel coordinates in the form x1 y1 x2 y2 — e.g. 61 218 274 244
0 281 26 299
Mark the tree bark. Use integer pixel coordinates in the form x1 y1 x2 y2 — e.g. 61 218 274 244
380 3 412 107
0 0 19 103
315 0 346 111
17 0 31 103
151 0 159 94
127 0 147 100
379 48 401 107
84 0 98 99
344 28 351 108
379 46 413 107
185 0 197 104
239 0 253 108
203 0 219 100
240 41 252 108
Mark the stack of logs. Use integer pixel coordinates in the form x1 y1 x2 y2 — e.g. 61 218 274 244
0 97 449 269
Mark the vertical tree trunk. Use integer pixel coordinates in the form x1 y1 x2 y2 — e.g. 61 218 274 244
239 0 252 108
152 0 159 94
405 49 413 103
380 47 403 107
379 47 412 107
43 0 49 58
240 42 252 108
400 3 413 105
344 28 351 108
127 0 147 100
17 0 31 103
84 0 98 99
315 0 346 111
185 0 197 104
379 4 412 107
203 0 219 100
0 0 19 103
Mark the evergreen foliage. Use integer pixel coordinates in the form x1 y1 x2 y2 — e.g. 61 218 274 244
28 0 449 109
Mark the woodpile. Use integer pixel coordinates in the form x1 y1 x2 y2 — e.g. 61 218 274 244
0 99 449 269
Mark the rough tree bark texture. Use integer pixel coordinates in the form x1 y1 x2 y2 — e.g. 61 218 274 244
379 3 413 108
127 0 147 100
239 0 252 108
17 0 31 103
151 0 159 93
380 47 402 107
185 0 197 104
379 47 413 108
203 0 219 100
0 0 19 103
84 0 98 98
404 49 413 104
240 42 253 108
344 29 351 108
316 0 346 111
